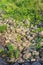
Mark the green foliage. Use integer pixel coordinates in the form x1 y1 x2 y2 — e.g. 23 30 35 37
0 48 4 53
0 24 7 32
31 36 42 50
36 43 41 51
6 43 19 58
7 43 15 52
16 34 21 42
6 43 15 58
0 0 43 22
35 36 42 43
15 49 19 59
33 27 43 33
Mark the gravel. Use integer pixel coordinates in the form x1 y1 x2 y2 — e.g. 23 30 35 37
0 18 43 63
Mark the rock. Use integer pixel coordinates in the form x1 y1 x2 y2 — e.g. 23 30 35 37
18 45 23 52
38 22 43 27
5 40 9 44
39 47 43 61
31 25 34 29
0 45 4 49
0 57 7 65
13 62 19 65
40 42 43 46
25 19 30 25
21 37 26 42
25 30 30 35
9 58 15 62
31 59 36 62
32 51 39 56
24 62 30 65
29 37 33 41
15 29 20 33
30 34 33 37
22 64 24 65
17 58 24 63
40 31 43 37
6 18 14 26
20 31 25 36
23 53 31 59
32 61 41 65
22 41 30 47
0 35 6 46
34 25 37 29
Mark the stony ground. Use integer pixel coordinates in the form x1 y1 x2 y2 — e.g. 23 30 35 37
0 18 43 63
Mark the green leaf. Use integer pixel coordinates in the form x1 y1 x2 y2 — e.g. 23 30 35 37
15 49 19 59
7 43 15 52
36 43 41 50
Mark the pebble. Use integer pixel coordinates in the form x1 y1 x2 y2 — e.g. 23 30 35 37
22 41 31 47
24 62 30 65
32 51 39 56
17 58 24 63
9 58 15 62
31 61 41 65
13 62 19 65
23 53 31 59
40 42 43 46
40 31 43 37
0 18 43 63
18 45 23 52
0 57 7 65
31 59 36 62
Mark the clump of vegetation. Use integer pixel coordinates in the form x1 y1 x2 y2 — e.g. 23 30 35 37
0 0 43 22
35 36 42 43
0 24 7 32
0 48 4 53
15 49 19 59
7 43 15 52
36 43 41 51
0 47 4 56
16 34 21 42
6 43 15 58
4 43 19 59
